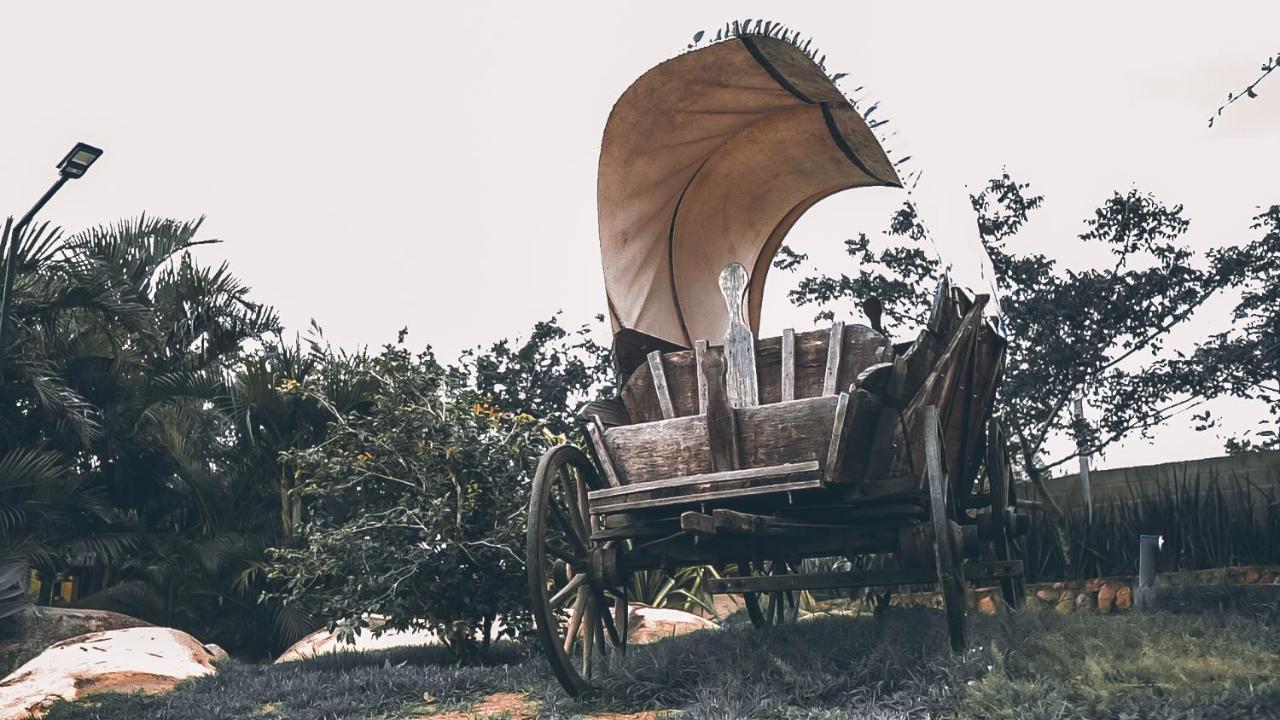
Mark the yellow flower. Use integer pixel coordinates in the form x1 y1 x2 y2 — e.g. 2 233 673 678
355 451 374 463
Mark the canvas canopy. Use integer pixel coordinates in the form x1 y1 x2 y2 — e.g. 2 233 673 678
598 34 901 365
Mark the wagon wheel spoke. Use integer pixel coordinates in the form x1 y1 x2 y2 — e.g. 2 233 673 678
550 573 587 609
528 445 616 696
744 560 801 629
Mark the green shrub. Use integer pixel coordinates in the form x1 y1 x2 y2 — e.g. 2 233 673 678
265 343 552 660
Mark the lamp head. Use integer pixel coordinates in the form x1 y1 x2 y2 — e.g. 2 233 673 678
56 142 103 179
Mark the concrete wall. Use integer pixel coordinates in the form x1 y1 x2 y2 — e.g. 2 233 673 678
1039 449 1280 512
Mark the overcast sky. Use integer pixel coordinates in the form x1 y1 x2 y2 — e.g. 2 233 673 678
1 1 1275 470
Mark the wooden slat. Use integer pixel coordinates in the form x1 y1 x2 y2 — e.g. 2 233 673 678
586 414 622 488
719 263 759 407
863 357 909 484
822 321 845 396
708 560 1023 594
734 396 836 470
781 328 796 401
620 325 891 423
588 460 820 502
592 476 823 515
694 340 709 414
603 414 712 486
824 392 852 485
646 350 676 419
702 348 740 472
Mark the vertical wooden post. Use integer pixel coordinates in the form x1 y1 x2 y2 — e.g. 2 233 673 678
647 350 676 419
822 321 845 396
694 340 709 414
1137 534 1160 610
1072 398 1094 524
781 328 796 402
719 263 758 408
702 349 740 472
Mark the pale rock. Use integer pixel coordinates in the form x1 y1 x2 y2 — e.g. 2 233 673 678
627 606 718 645
0 627 218 720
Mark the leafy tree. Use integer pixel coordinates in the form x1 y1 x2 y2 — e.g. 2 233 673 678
265 341 549 660
777 174 1264 520
460 314 613 436
1187 206 1280 451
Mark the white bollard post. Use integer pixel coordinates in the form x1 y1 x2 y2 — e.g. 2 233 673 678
1136 534 1162 610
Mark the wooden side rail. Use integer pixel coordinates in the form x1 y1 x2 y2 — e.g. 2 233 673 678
707 560 1023 594
586 461 822 515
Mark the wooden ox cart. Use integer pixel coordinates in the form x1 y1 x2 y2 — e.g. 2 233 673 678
526 31 1028 696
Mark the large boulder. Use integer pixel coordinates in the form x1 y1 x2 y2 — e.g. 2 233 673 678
0 627 221 719
276 621 441 663
0 608 151 677
627 606 718 645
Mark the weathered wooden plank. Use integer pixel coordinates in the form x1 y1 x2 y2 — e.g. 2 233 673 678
708 560 1023 594
824 392 852 485
694 340 709 414
586 414 622 488
589 459 819 501
646 350 676 419
593 476 823 515
822 321 845 396
587 461 820 503
863 357 909 484
620 325 890 423
735 396 837 470
603 414 712 486
781 328 796 402
838 390 881 484
712 508 769 534
680 511 716 535
719 263 759 408
703 349 740 472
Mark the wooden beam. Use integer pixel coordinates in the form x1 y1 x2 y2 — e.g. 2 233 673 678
702 349 740 472
824 392 852 485
586 414 622 488
822 321 845 396
781 328 796 401
588 460 820 501
646 350 676 419
694 340 709 414
712 508 768 534
707 560 1023 594
679 511 716 536
719 263 759 407
592 477 822 515
863 357 909 484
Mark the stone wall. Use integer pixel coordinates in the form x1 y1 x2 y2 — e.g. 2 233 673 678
890 564 1280 615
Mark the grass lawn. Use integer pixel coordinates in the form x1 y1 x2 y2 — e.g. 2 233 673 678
38 587 1280 720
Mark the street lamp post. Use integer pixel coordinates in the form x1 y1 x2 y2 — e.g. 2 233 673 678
0 142 103 376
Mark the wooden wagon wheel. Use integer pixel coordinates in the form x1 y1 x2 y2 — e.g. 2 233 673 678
742 559 802 628
527 445 628 697
924 405 967 653
985 418 1026 610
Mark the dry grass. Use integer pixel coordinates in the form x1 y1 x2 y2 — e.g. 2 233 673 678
38 585 1280 719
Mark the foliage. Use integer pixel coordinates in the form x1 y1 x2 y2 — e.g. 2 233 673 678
460 313 613 436
626 567 717 616
40 601 1280 719
1022 469 1280 582
776 173 1272 511
0 214 333 656
1210 49 1280 127
1189 206 1280 452
265 341 552 660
